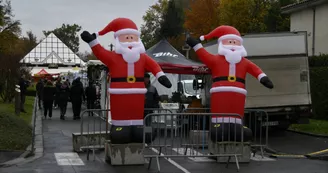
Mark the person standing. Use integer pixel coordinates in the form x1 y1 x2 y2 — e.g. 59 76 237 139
54 78 62 109
70 77 85 120
18 74 29 113
66 79 71 87
58 81 70 120
144 73 160 125
43 80 56 119
85 81 97 116
36 79 44 109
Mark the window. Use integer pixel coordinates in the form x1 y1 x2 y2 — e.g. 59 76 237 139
184 83 200 95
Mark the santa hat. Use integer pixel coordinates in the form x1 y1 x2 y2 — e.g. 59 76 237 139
199 25 242 43
96 18 140 38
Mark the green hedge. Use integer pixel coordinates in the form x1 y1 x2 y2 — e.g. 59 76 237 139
309 54 328 120
26 82 37 97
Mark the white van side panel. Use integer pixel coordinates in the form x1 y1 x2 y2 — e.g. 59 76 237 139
245 56 311 108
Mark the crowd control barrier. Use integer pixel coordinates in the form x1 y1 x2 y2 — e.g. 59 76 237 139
182 108 270 157
142 112 246 172
76 108 174 161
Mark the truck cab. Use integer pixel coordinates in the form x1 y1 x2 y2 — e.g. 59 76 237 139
177 80 201 102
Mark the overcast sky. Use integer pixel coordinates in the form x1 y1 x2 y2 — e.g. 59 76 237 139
10 0 157 53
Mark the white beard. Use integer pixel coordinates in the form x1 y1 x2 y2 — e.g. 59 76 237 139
115 37 146 63
218 41 247 64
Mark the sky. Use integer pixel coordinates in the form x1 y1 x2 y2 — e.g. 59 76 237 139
10 0 158 53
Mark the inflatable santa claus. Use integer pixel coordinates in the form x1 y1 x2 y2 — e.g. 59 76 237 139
81 18 172 144
186 25 274 142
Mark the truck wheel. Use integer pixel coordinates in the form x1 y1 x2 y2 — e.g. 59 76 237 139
276 120 291 131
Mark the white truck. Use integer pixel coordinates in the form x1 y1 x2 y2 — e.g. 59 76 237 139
200 31 312 130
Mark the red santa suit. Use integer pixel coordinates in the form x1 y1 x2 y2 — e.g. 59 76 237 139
193 26 267 125
87 18 166 126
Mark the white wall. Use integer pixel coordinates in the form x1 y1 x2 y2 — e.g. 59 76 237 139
290 4 328 56
314 4 328 55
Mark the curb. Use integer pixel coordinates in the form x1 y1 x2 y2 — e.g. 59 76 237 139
287 129 328 138
0 107 44 168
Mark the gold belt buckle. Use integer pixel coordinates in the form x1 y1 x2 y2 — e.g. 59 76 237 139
127 76 136 83
228 76 236 82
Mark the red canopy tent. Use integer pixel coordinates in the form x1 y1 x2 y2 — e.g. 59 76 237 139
146 39 210 74
35 68 49 76
33 68 60 81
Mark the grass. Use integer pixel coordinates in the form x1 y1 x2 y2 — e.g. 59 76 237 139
289 119 328 136
0 96 35 151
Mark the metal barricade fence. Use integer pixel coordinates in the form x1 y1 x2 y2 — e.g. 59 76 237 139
143 113 244 172
182 108 269 157
78 108 174 161
79 109 110 161
244 109 269 157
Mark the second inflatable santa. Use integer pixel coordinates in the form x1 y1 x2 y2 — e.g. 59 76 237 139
81 18 172 144
186 25 274 142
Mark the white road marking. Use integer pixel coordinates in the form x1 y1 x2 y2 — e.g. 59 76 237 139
54 152 85 166
172 148 215 162
148 146 191 173
250 153 276 161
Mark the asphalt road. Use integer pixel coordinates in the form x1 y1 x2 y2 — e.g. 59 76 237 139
268 131 328 155
1 106 328 173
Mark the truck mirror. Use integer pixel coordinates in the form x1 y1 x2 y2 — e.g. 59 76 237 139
197 79 204 89
177 82 183 93
193 79 198 90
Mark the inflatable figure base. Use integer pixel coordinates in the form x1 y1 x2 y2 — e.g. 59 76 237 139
208 140 251 163
189 130 210 147
105 140 145 165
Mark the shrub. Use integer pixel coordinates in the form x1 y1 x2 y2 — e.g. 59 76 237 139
309 54 328 120
0 111 32 150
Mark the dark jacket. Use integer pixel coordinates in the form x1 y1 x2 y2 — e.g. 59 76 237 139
85 85 97 101
36 81 44 97
58 84 70 102
70 80 85 102
145 83 160 109
55 81 62 98
19 78 29 95
43 85 56 102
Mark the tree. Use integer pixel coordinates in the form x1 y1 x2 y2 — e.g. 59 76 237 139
0 31 37 102
140 0 169 49
219 0 268 34
0 0 20 35
43 23 82 53
160 0 185 38
0 0 22 102
264 0 297 32
77 51 97 61
184 0 221 38
20 31 38 54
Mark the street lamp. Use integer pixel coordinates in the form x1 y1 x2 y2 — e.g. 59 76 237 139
182 31 193 59
109 43 114 51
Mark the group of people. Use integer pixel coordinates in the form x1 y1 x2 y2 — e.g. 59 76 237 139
36 77 97 120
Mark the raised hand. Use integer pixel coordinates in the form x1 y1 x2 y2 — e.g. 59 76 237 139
80 31 97 43
186 37 201 48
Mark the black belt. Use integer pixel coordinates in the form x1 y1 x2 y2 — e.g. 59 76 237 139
111 77 144 83
213 76 245 84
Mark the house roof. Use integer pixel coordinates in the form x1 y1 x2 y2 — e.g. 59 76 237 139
20 33 86 66
281 0 328 14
